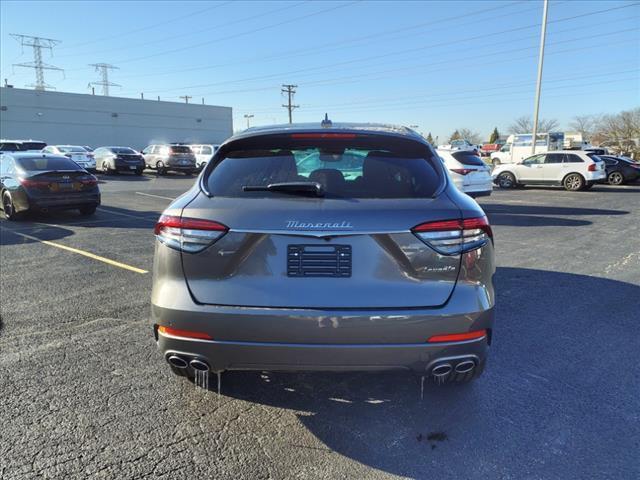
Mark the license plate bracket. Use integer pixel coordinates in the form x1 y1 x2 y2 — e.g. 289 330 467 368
287 244 351 278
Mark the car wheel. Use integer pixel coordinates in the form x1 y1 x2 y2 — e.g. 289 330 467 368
497 172 516 188
135 168 144 176
102 161 113 175
2 191 23 221
156 161 167 175
608 171 624 185
563 173 584 191
79 205 97 216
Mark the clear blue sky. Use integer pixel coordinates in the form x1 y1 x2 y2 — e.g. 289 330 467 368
1 0 639 141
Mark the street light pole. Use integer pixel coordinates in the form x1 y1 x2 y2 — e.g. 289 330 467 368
244 114 254 129
531 0 549 156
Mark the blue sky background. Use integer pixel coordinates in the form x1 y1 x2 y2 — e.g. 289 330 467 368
1 0 638 140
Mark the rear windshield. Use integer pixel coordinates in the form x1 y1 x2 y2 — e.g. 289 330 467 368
111 147 136 154
1 143 21 151
58 146 86 153
17 157 83 171
451 151 485 166
170 145 192 153
206 135 441 198
21 142 47 151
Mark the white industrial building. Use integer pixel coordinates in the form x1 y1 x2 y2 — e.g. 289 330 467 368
0 87 233 149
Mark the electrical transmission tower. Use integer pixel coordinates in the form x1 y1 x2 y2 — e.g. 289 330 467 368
281 84 299 124
10 34 64 91
88 63 120 96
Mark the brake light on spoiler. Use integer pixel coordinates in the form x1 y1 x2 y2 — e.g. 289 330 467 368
154 215 228 253
412 217 493 255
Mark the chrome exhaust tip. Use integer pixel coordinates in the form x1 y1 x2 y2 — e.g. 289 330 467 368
167 355 188 369
431 363 453 379
190 358 210 373
455 360 476 374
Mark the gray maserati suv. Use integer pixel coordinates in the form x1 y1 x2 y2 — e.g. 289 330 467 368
151 122 495 387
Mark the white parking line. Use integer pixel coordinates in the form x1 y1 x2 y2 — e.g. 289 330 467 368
135 192 175 201
97 207 157 222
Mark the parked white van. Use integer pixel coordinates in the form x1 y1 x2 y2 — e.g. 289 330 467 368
490 132 565 166
189 144 220 170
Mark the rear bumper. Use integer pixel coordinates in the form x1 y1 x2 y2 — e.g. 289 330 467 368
27 193 101 211
156 331 490 373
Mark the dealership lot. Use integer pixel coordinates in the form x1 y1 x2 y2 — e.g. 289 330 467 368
1 175 639 479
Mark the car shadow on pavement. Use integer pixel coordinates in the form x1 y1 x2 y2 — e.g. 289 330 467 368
482 204 629 228
95 173 152 182
206 267 640 478
0 205 159 245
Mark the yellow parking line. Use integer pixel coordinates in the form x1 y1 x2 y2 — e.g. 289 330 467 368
11 231 148 274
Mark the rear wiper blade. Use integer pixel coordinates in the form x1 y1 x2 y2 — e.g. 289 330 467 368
242 181 324 197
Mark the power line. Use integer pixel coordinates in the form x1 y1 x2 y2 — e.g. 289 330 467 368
88 63 120 96
58 2 233 50
111 1 360 65
281 85 299 124
10 34 63 90
114 4 639 96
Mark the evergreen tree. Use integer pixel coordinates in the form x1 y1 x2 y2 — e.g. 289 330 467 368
426 132 434 144
489 127 500 143
449 130 461 142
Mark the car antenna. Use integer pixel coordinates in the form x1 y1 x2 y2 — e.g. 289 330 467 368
321 113 332 128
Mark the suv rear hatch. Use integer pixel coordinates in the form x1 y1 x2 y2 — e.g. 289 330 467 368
175 132 464 309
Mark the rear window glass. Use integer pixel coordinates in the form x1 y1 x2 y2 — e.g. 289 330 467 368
586 154 603 162
111 147 136 154
201 146 213 155
58 146 86 153
451 151 485 166
1 143 21 151
21 142 47 151
16 157 83 171
170 145 192 153
206 136 440 199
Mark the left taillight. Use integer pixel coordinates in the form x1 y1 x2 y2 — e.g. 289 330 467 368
19 178 49 189
79 175 98 186
154 214 228 253
412 216 493 255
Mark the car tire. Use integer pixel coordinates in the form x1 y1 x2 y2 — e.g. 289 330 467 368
497 172 517 189
135 168 144 176
608 171 624 185
563 173 585 191
156 161 167 175
79 205 97 216
102 161 115 175
2 191 23 221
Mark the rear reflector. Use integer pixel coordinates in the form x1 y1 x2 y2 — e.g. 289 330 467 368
290 133 357 139
158 325 213 340
427 329 487 343
154 215 228 253
412 217 493 255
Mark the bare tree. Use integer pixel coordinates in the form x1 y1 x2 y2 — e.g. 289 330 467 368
509 115 560 133
450 128 481 144
594 107 640 154
569 114 599 139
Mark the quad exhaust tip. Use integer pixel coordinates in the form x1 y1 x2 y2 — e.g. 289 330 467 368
455 360 476 374
167 355 188 369
431 363 452 378
190 358 210 373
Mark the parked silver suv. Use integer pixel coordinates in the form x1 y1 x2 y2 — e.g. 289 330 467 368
151 122 495 389
142 143 197 175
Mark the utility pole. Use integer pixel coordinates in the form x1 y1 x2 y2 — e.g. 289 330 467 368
10 34 63 91
244 114 254 128
88 63 120 96
281 84 299 124
180 95 192 104
531 0 549 155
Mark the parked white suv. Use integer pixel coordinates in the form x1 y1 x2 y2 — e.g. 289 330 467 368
439 150 492 197
492 151 606 191
190 144 220 170
42 145 96 171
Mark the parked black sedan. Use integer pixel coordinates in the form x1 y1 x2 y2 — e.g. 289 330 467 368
598 155 640 185
0 153 100 220
93 146 145 175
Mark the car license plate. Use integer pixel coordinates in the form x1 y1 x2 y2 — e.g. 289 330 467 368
130 166 137 170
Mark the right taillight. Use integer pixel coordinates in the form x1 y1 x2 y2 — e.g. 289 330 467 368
154 215 228 253
412 216 493 255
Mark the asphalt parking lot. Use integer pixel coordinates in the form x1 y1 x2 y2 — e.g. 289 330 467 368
1 173 639 479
